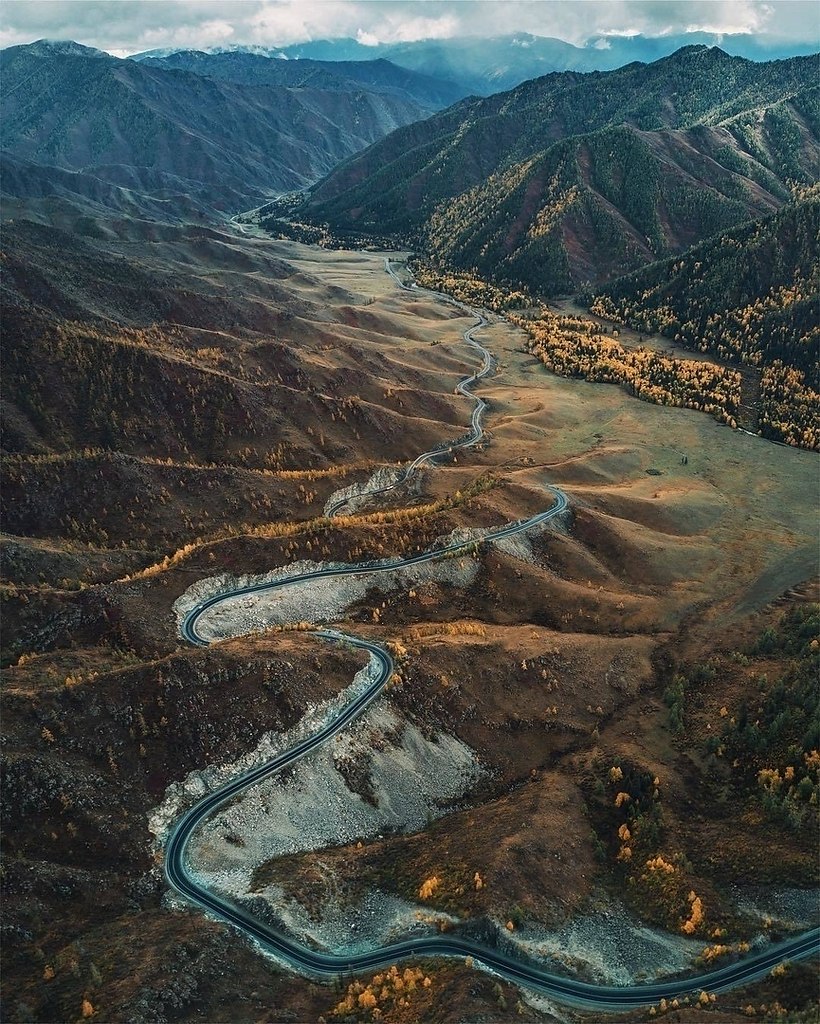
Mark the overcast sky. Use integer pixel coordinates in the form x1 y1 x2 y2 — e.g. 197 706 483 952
1 0 817 56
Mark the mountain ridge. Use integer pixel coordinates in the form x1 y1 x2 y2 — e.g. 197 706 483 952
0 41 444 215
138 50 466 111
293 47 819 294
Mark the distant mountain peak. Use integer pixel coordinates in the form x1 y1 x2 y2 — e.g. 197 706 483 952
671 43 734 59
130 43 287 62
21 39 109 59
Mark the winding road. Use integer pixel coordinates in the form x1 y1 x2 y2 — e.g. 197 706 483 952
165 259 819 1011
326 260 492 516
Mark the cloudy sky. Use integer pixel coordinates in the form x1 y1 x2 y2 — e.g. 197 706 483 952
1 0 816 55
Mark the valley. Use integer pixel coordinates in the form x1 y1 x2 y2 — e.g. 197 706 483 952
3 225 818 1022
275 46 819 453
1 15 818 1023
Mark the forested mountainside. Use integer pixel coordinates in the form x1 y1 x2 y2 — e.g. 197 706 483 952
589 191 820 448
590 190 819 375
294 47 818 293
419 122 802 294
0 41 438 214
140 50 465 111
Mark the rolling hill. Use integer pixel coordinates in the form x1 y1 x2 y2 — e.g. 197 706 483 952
0 152 231 225
293 47 819 294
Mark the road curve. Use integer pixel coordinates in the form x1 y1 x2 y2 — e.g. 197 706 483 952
181 487 568 647
165 260 819 1010
165 619 819 1011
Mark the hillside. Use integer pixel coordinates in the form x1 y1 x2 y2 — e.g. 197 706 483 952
0 41 438 214
2 213 818 1022
589 191 820 447
0 216 471 470
294 47 819 293
421 122 798 294
0 152 228 224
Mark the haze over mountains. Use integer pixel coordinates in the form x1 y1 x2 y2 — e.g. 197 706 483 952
132 30 819 97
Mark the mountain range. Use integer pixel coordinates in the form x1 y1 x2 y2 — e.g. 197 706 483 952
295 46 819 294
138 50 465 110
0 40 455 217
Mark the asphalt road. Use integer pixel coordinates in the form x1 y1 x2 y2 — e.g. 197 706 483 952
166 261 819 1010
181 485 568 647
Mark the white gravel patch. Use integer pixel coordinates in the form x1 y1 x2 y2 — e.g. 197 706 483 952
187 701 484 893
519 993 574 1023
324 466 409 516
505 896 704 986
270 884 456 956
730 884 820 931
148 650 384 848
173 544 481 645
174 499 565 643
149 644 480 955
440 522 543 565
173 503 561 643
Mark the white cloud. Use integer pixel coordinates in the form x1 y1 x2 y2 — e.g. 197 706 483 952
247 1 358 46
368 13 460 43
0 0 814 55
